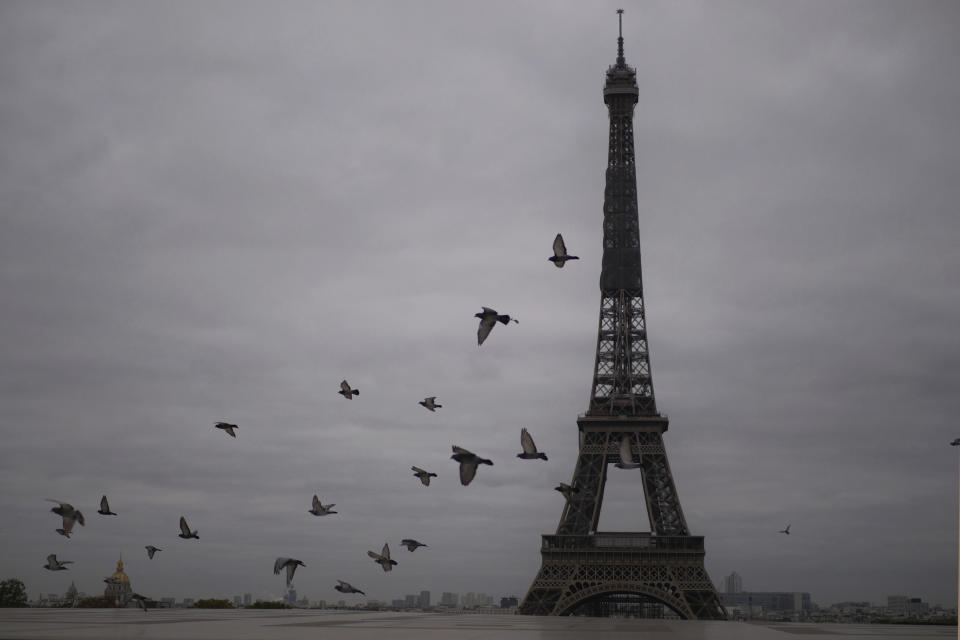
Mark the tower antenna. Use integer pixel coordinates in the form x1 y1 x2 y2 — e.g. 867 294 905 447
616 9 625 66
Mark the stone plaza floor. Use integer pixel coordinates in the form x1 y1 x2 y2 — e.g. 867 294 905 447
0 609 953 640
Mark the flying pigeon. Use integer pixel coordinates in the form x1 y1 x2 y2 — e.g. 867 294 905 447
400 539 427 552
178 516 198 539
145 546 162 559
614 435 642 469
44 554 72 571
952 438 960 446
308 495 337 516
419 397 442 412
274 557 306 588
46 500 85 526
215 422 238 438
367 543 398 572
104 576 121 585
517 428 548 460
411 466 437 486
98 495 117 516
56 513 82 538
450 445 493 486
555 483 580 503
334 580 365 595
474 307 518 346
779 524 791 535
549 233 579 267
338 380 359 399
128 592 149 612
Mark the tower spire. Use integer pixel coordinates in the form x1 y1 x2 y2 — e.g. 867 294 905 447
616 9 625 66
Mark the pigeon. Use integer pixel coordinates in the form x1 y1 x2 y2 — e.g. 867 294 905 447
338 380 359 399
450 445 493 486
517 428 548 460
474 307 518 346
334 580 365 595
44 554 72 571
779 524 791 535
411 466 437 486
46 500 85 526
419 397 442 412
614 435 642 469
56 513 82 538
178 516 199 539
549 233 579 267
554 483 580 503
145 546 162 559
274 557 306 588
215 422 238 438
104 577 121 585
98 495 117 516
400 539 427 552
308 495 337 516
367 543 398 572
128 592 149 612
952 438 960 446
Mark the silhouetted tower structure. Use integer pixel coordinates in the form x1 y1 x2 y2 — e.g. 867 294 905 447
518 11 725 619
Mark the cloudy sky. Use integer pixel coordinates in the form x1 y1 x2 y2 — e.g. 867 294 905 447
2 0 958 610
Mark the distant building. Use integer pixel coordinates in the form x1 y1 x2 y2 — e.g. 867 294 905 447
440 592 458 607
243 593 252 606
182 598 194 608
462 592 476 608
720 591 811 616
419 590 430 608
500 597 519 609
65 582 78 604
724 571 743 594
286 589 297 606
104 556 132 606
233 595 242 608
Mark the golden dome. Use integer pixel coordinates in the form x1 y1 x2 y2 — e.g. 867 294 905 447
109 557 131 584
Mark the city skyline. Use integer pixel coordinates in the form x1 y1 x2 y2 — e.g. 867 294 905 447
1 1 958 610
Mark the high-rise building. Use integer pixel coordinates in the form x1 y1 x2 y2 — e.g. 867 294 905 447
724 572 743 594
419 590 431 608
233 595 242 608
440 592 458 607
243 593 252 606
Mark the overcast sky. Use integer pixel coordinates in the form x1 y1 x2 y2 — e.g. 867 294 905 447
1 0 958 610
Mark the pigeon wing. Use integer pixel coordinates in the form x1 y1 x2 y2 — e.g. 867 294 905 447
367 550 383 561
179 517 191 536
274 558 288 575
553 233 566 257
340 380 351 392
451 445 473 456
520 428 537 454
46 554 57 566
618 436 633 464
477 315 496 345
312 494 321 510
381 543 391 560
100 496 110 512
285 563 297 586
459 460 478 486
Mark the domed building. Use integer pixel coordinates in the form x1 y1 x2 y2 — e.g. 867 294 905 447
104 556 132 606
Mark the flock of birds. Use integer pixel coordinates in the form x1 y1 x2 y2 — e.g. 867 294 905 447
38 234 581 612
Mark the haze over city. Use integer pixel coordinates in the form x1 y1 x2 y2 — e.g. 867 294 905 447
1 0 957 610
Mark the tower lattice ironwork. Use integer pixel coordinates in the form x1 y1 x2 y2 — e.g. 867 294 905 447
518 12 726 619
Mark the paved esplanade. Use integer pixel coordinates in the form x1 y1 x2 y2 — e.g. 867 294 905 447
0 610 951 640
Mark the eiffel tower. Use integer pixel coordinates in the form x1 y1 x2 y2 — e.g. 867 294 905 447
517 12 726 619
